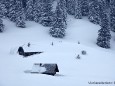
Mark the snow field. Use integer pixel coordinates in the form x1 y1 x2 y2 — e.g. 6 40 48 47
0 16 115 86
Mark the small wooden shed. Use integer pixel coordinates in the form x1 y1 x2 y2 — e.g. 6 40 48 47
31 63 59 76
18 47 43 57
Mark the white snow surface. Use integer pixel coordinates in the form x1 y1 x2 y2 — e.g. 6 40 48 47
31 63 46 73
0 16 115 86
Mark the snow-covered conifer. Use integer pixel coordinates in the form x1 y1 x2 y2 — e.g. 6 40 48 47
22 0 27 8
49 18 66 38
97 3 111 49
74 0 82 19
49 0 67 38
66 0 75 15
81 0 89 16
26 0 34 21
0 3 7 18
3 0 10 10
33 0 41 23
0 18 4 32
39 0 54 27
15 0 26 28
8 0 16 22
3 0 10 18
88 0 100 24
110 0 115 32
58 0 67 25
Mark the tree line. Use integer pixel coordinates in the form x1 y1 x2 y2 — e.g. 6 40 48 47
0 0 115 49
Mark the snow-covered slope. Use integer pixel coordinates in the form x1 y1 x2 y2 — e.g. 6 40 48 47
0 16 115 86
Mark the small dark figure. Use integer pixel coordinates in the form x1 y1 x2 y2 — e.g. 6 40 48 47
81 50 87 55
51 42 53 46
78 41 80 44
27 42 31 47
76 54 80 59
18 47 24 55
39 63 42 66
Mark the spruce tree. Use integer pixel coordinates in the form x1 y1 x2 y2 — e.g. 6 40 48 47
74 0 82 19
88 0 100 24
8 0 16 22
49 0 67 38
3 0 10 18
26 0 34 21
66 0 75 15
81 0 89 16
0 18 4 32
100 0 108 9
97 3 111 49
58 0 67 26
33 0 41 23
15 0 26 28
3 0 10 10
110 0 115 32
0 3 7 18
39 0 54 27
105 0 110 8
22 0 27 8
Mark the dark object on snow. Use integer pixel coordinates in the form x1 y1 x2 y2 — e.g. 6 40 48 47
81 50 87 55
18 47 43 57
27 42 31 47
78 41 80 44
42 64 59 76
23 52 43 57
18 47 24 55
31 63 59 76
51 42 53 46
76 54 80 59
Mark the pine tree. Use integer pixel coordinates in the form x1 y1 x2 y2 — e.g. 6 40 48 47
100 0 108 9
58 0 67 26
88 0 100 24
110 0 115 32
66 0 75 15
8 0 16 22
3 0 10 10
49 0 67 38
49 18 66 38
26 0 34 21
3 0 10 18
39 0 54 27
15 0 26 28
22 0 27 8
81 0 89 16
106 0 110 8
33 0 41 23
0 18 4 32
74 0 82 19
0 2 7 18
97 3 111 49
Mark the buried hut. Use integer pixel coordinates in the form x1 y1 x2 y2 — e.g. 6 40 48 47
17 46 43 57
31 63 59 76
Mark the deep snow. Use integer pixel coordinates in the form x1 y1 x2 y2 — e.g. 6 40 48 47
0 16 115 86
